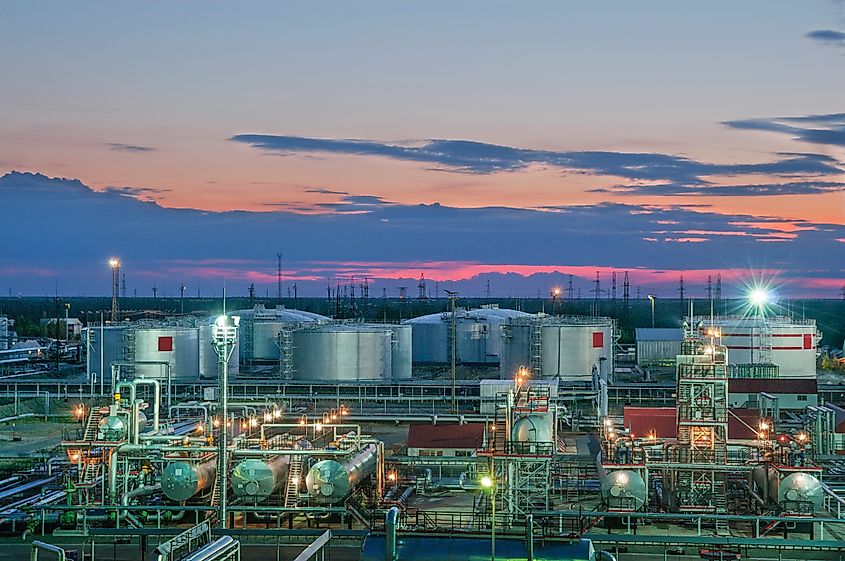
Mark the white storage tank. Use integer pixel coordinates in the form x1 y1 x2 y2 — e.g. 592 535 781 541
699 317 819 378
83 325 129 382
387 324 413 381
133 326 200 380
500 316 614 382
291 324 393 381
235 305 329 366
403 306 530 364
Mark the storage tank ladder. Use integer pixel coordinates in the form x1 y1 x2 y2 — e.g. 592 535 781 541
122 329 136 379
276 327 295 380
757 320 773 365
529 320 543 377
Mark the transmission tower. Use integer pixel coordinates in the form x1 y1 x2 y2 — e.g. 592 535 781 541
611 271 617 301
678 274 685 302
276 252 283 303
623 271 630 311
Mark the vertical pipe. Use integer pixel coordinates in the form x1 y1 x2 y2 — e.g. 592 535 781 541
385 506 399 561
99 313 104 396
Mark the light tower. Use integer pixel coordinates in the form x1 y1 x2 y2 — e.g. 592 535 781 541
213 312 239 528
108 258 120 322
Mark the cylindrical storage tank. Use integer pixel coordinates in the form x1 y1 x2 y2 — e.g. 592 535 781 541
306 444 378 503
133 327 200 380
82 325 128 382
97 415 126 441
235 305 329 366
776 472 823 513
403 307 530 364
601 470 647 511
387 325 412 381
231 456 291 502
198 321 239 380
704 317 819 378
501 316 614 382
292 325 392 381
161 460 217 501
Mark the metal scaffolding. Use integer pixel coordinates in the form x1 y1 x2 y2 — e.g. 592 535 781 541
672 322 728 513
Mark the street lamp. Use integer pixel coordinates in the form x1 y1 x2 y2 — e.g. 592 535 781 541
480 475 496 561
108 258 120 323
647 294 656 328
212 313 239 529
551 286 562 314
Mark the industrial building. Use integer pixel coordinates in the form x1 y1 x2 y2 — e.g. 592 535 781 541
406 423 485 457
635 327 683 366
402 305 529 364
500 315 615 382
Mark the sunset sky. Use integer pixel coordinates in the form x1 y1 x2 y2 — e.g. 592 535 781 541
1 1 844 298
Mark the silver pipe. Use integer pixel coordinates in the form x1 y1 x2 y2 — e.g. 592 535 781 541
30 541 66 561
385 506 399 561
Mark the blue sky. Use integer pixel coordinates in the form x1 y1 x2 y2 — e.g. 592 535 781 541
0 1 844 297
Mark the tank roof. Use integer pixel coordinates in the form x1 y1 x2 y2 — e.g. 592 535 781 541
403 307 530 325
233 304 329 323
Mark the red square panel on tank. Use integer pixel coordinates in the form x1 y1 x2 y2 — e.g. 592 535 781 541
158 336 173 352
803 334 813 350
592 332 604 348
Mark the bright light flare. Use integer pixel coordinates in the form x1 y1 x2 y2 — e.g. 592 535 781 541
480 476 493 488
108 258 120 269
749 288 770 308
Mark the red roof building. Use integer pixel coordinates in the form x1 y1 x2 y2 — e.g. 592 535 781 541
407 423 486 457
623 406 763 440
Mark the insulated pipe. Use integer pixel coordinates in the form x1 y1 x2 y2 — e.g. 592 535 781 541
259 423 362 442
385 506 399 561
181 536 237 561
30 541 66 561
116 379 160 434
169 403 209 424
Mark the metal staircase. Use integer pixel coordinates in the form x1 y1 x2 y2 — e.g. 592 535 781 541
83 407 105 442
284 455 303 508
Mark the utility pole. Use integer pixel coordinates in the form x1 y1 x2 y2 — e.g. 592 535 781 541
180 283 187 315
445 290 459 414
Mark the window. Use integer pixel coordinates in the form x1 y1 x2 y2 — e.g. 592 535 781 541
455 450 472 457
797 395 807 402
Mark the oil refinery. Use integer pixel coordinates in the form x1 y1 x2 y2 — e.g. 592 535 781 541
1 289 845 561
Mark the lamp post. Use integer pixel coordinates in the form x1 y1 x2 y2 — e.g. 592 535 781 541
108 258 120 323
647 294 656 328
551 286 562 314
213 313 239 529
481 475 496 561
